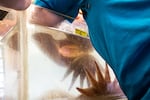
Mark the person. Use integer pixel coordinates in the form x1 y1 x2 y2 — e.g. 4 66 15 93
1 0 150 99
32 1 150 100
0 0 31 10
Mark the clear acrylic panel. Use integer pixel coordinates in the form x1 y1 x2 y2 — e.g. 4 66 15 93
0 6 27 100
1 4 127 100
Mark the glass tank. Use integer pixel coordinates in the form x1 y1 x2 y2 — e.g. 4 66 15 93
1 4 127 100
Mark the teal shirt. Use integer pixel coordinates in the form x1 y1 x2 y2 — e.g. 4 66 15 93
34 0 150 99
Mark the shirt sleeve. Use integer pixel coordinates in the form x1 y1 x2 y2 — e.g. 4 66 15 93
98 1 150 100
34 0 82 22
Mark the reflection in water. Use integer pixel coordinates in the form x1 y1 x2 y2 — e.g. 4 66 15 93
32 31 126 100
33 32 98 89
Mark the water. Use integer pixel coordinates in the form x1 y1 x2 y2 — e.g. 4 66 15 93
1 5 127 100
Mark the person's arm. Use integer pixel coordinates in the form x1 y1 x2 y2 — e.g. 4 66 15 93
0 0 31 10
31 0 80 27
29 6 65 27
